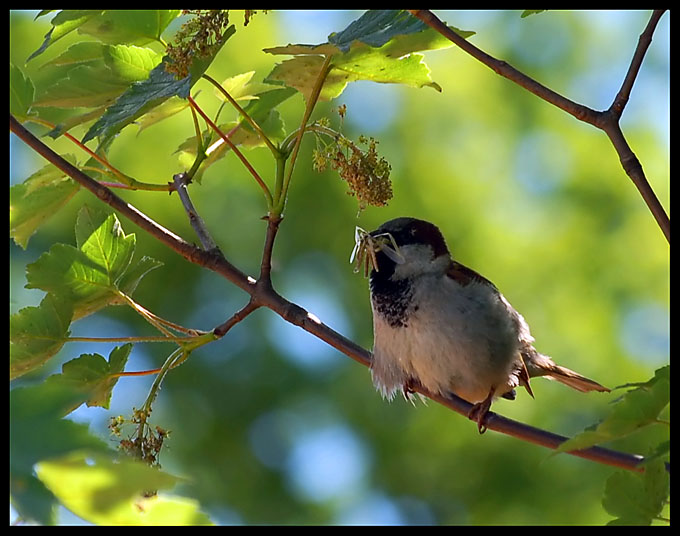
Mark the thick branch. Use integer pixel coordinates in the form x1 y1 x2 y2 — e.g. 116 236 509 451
10 113 646 473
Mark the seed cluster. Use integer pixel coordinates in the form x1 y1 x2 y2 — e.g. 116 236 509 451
314 134 393 211
165 10 232 79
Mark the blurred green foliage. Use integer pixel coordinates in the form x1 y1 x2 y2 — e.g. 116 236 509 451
10 10 669 525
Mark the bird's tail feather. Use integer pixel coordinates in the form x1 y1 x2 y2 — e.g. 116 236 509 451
542 363 610 393
524 350 610 393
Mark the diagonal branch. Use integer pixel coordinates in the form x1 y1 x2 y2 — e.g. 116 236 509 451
172 172 221 252
409 9 669 243
10 113 647 473
610 9 666 118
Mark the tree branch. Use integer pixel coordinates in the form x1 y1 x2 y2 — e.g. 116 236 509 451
10 113 646 473
610 10 666 118
409 9 669 243
172 172 221 252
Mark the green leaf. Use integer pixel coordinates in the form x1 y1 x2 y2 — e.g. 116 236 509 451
82 25 235 144
36 451 213 525
80 62 189 143
134 96 190 134
264 9 472 101
521 10 547 18
213 71 271 102
39 42 105 68
29 10 180 61
10 63 35 121
103 45 163 80
77 10 181 45
33 63 132 109
25 207 136 319
10 382 110 524
554 366 669 453
10 293 74 380
46 106 109 139
117 255 164 295
10 156 80 249
74 203 136 266
28 10 104 61
329 9 472 51
45 344 133 411
602 458 669 525
34 45 162 109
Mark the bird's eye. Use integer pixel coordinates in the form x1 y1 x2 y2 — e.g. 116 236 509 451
409 227 417 236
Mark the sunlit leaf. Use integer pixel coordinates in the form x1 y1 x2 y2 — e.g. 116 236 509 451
264 9 473 101
36 451 213 525
83 25 235 144
10 293 74 380
25 207 136 319
10 156 80 248
117 256 164 295
104 45 164 80
33 63 132 109
45 344 133 411
10 383 109 524
213 71 271 102
28 10 104 61
134 96 190 134
10 63 35 121
29 10 180 61
39 42 105 68
77 10 180 45
34 45 162 109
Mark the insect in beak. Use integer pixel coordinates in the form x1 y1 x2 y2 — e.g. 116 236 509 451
350 226 405 277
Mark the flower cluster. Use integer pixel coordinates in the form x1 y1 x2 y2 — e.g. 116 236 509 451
109 409 170 470
314 133 393 211
165 10 231 79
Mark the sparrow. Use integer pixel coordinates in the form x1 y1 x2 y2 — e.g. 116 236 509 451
352 217 609 433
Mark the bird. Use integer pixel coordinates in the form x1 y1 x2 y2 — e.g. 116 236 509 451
352 217 609 433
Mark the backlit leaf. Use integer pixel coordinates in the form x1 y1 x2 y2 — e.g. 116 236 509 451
82 26 234 144
10 63 35 121
10 293 74 380
77 10 180 45
554 366 669 453
45 344 133 410
25 207 136 319
264 9 472 101
36 451 213 525
10 156 80 248
602 458 669 525
28 10 104 61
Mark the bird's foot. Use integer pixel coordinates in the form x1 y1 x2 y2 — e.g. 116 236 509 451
467 388 496 434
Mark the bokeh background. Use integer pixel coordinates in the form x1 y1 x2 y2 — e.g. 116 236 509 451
10 10 669 525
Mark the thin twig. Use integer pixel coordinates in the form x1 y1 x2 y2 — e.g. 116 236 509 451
275 54 334 214
9 113 648 473
610 9 666 117
203 73 280 156
187 96 274 207
172 172 221 252
259 214 282 283
213 299 260 338
409 9 669 244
